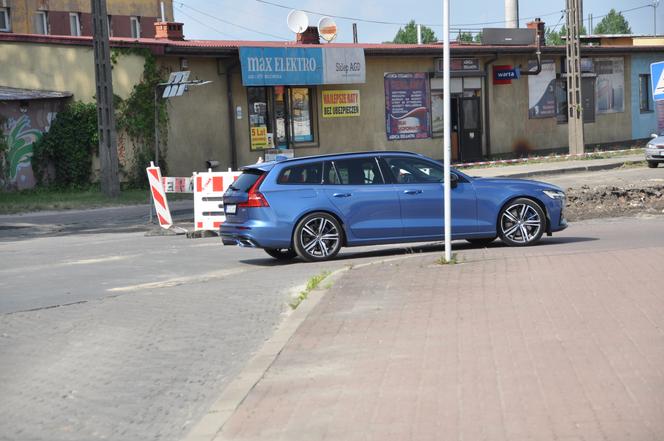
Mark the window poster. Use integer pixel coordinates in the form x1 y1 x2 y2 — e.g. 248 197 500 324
595 57 625 114
528 60 556 119
384 72 432 140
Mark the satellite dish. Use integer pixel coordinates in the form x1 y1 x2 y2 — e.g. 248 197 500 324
287 10 309 34
318 16 337 42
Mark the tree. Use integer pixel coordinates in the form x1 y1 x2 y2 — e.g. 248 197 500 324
393 20 437 44
458 31 473 43
545 24 587 46
593 9 631 34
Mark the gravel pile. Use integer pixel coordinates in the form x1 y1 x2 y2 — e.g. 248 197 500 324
565 185 664 220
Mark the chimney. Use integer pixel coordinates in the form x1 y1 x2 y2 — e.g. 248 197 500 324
296 26 320 44
527 18 545 46
155 21 184 40
504 0 519 28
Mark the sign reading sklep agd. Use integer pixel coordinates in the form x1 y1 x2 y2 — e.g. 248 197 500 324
239 47 365 86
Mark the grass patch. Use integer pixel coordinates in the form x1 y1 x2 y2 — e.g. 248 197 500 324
290 271 332 310
0 187 190 214
436 253 459 265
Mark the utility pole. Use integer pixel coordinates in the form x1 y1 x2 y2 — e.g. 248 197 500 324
565 0 585 155
92 0 120 197
653 0 660 36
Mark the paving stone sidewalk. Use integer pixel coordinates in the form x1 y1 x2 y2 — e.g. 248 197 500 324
215 240 664 441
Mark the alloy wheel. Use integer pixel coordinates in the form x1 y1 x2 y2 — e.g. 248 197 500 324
294 213 342 261
500 202 543 245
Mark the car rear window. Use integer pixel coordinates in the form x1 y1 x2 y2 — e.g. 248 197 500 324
277 162 323 185
231 169 264 192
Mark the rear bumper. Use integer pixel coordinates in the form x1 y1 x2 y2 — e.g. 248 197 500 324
220 222 292 249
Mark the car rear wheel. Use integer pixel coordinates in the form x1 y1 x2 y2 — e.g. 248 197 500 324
498 198 545 247
466 237 496 247
264 248 297 260
647 161 659 168
293 212 342 262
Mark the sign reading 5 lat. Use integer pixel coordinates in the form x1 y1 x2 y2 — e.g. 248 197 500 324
240 47 365 86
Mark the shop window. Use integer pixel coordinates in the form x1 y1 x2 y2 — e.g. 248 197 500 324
431 91 444 138
247 86 317 151
639 74 652 113
555 78 595 124
69 13 81 36
130 16 140 38
34 11 48 35
0 8 11 32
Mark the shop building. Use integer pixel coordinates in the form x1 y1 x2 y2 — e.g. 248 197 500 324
2 27 664 180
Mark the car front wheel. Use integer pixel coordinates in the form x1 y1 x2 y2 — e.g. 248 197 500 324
498 198 546 247
293 212 343 262
647 161 659 168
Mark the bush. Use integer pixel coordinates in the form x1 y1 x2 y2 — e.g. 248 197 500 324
33 102 98 188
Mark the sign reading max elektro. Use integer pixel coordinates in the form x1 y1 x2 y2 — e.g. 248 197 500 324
240 47 365 86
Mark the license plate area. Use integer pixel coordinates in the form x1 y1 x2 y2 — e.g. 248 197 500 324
225 204 237 215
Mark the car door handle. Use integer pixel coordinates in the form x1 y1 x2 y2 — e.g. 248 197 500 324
403 189 423 195
333 193 352 198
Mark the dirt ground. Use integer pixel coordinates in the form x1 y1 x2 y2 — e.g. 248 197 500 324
566 184 664 221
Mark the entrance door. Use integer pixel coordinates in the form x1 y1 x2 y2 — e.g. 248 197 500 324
459 97 483 162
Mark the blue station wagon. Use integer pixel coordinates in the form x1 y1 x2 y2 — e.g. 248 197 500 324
220 151 568 261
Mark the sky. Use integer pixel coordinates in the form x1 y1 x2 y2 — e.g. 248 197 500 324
172 0 664 43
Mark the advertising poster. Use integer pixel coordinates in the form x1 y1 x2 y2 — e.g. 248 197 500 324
322 90 360 118
528 60 556 119
250 126 269 149
595 57 625 114
384 72 431 140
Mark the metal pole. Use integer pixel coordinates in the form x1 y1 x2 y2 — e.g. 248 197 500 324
352 23 358 43
565 0 585 155
654 1 660 36
443 0 452 262
155 87 160 166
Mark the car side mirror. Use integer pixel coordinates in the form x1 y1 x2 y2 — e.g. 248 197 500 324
450 173 459 189
651 133 659 139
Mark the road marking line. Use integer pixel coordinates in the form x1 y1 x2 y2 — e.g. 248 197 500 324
108 267 247 292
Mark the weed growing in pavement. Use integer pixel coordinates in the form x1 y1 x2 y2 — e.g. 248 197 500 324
289 271 332 310
436 253 459 265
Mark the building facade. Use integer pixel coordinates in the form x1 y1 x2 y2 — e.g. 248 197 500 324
2 28 664 185
0 0 173 38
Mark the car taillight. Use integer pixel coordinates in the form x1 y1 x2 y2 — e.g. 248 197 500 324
238 173 269 208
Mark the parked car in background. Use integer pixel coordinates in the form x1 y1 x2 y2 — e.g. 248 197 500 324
646 132 664 168
220 151 568 262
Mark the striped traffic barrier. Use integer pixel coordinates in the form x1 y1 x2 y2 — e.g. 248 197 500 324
146 162 173 229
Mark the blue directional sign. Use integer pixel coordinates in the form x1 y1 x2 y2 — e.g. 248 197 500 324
651 61 664 102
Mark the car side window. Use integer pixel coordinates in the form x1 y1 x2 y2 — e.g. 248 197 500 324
383 157 444 184
325 158 384 185
277 162 323 185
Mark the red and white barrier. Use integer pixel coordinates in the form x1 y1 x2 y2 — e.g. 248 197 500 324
454 147 643 169
146 162 173 229
161 176 194 193
193 170 242 231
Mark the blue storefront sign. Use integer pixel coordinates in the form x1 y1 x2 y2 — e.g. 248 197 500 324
494 67 520 81
239 47 365 86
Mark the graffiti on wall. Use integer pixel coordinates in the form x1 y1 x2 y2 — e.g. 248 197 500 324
3 115 43 189
1 101 61 190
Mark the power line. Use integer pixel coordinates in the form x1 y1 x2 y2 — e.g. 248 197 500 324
174 6 237 39
254 0 563 28
176 2 290 40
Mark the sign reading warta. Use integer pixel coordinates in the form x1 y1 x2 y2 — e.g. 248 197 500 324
322 90 360 118
239 47 365 86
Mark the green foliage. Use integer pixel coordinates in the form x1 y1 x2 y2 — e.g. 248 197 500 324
289 271 331 309
458 32 473 43
393 20 437 44
545 24 588 46
115 49 169 188
33 102 98 188
593 9 631 35
0 117 8 186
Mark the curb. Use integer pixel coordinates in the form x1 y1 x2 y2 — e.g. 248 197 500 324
490 158 643 179
181 252 430 441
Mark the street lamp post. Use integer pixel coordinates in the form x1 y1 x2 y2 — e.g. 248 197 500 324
443 0 452 262
653 0 661 36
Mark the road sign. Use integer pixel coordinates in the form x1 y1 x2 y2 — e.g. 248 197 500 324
162 71 190 98
651 61 664 102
